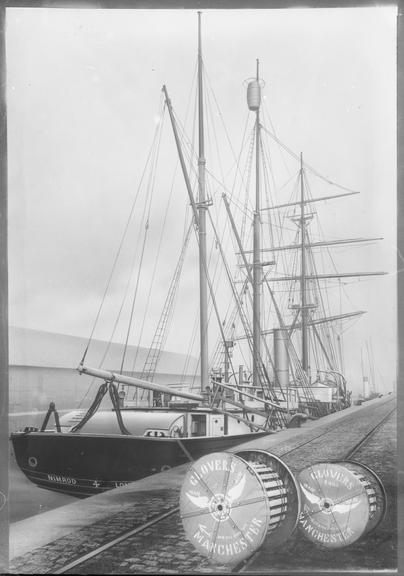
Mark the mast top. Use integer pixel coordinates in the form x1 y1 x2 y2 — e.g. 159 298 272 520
198 11 202 54
247 60 264 112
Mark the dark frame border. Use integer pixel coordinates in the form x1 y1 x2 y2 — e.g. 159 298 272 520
0 5 7 574
1 2 401 575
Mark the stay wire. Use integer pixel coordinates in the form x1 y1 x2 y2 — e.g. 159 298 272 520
130 109 179 375
262 101 292 178
119 114 163 375
79 100 166 367
204 69 255 208
260 124 358 194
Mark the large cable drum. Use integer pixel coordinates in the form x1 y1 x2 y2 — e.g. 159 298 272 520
180 450 300 565
298 460 387 548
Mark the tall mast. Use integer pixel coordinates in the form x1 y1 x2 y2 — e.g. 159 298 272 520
197 12 209 392
361 346 365 397
249 60 262 388
300 153 309 376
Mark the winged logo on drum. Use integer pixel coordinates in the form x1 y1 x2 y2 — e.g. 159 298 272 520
185 492 210 510
185 473 246 509
300 484 324 506
331 499 361 514
227 472 246 503
300 484 361 513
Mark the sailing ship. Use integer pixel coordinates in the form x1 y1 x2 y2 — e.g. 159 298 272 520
356 341 383 404
11 13 385 498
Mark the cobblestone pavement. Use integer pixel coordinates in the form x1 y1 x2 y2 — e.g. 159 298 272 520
280 402 395 471
243 410 397 573
10 491 180 574
64 512 230 574
247 398 395 470
9 397 396 574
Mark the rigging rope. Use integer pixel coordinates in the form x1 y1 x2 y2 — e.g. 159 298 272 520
79 104 166 368
169 95 250 393
260 125 359 194
262 102 292 178
119 105 165 376
119 200 153 374
130 112 188 375
140 221 193 383
207 207 282 404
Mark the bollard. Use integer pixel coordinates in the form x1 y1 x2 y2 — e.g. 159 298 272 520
180 450 300 564
298 460 387 548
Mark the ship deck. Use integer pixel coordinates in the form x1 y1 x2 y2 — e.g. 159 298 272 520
9 394 397 574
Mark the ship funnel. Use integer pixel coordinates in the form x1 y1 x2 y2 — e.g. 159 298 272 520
274 328 289 388
247 79 261 111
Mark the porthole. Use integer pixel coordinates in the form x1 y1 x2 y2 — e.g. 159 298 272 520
28 456 38 468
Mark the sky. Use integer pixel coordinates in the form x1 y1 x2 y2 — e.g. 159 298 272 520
6 7 397 394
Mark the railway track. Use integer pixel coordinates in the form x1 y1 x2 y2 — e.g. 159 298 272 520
233 402 396 573
43 397 395 575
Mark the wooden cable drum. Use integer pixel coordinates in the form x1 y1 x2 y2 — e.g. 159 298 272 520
180 450 300 564
298 460 387 548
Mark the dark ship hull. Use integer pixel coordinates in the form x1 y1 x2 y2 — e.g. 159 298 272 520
10 429 268 497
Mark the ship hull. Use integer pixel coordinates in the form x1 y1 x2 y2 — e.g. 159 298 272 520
10 430 268 497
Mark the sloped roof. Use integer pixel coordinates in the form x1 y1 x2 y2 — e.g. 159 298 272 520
9 326 198 375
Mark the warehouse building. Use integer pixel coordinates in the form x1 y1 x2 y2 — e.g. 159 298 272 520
9 326 198 430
